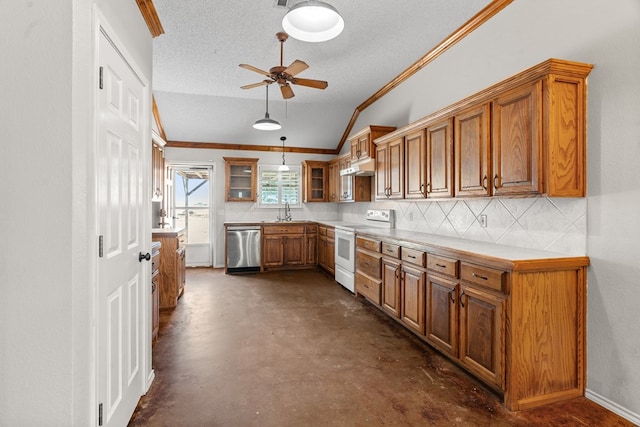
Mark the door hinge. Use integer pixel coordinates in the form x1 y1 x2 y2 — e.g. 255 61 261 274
98 403 103 426
99 66 103 89
99 235 104 258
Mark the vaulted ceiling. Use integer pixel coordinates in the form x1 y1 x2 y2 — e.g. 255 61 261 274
150 0 493 153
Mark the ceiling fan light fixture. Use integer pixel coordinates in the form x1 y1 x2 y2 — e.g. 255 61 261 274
282 1 344 43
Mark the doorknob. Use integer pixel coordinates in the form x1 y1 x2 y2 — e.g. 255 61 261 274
139 252 151 262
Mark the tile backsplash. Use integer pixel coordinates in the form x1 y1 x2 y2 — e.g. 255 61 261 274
340 197 586 256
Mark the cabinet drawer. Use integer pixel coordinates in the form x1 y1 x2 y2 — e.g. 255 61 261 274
427 254 459 278
460 262 505 292
318 226 327 236
401 247 426 267
356 249 381 279
356 236 381 252
263 225 305 235
381 242 400 259
355 272 381 305
305 224 318 234
326 228 335 238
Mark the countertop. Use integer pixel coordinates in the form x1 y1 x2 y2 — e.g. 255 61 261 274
152 227 185 235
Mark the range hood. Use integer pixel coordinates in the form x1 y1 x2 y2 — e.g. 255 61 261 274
340 158 376 176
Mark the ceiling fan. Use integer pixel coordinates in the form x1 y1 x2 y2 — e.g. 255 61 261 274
239 32 328 99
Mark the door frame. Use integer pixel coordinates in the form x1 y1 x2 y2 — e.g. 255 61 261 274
92 7 153 424
167 161 216 267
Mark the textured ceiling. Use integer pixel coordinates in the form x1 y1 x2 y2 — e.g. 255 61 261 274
152 0 491 150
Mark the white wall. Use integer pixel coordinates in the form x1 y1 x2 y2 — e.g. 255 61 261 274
0 0 152 425
353 0 640 422
164 147 339 268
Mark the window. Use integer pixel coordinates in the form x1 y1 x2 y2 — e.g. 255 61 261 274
258 165 301 208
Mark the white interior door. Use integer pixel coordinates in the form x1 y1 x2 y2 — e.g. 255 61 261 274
97 29 147 426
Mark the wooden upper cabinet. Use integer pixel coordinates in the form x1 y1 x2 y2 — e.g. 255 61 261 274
455 103 492 197
349 125 396 163
426 118 454 198
327 158 340 203
375 137 404 200
492 81 542 196
224 157 258 202
302 160 328 202
404 129 428 199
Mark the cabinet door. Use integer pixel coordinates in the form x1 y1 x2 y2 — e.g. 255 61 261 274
381 257 401 318
318 235 327 268
401 264 426 334
326 237 335 274
357 134 371 160
303 161 328 202
388 137 404 199
459 284 505 389
426 118 454 198
283 235 305 266
305 234 317 265
263 235 284 267
454 104 491 197
375 144 388 199
177 247 186 296
425 274 458 357
338 156 353 201
328 160 340 202
224 158 258 202
404 130 427 199
492 81 542 195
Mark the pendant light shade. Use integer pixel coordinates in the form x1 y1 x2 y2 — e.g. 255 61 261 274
278 136 289 171
253 85 281 130
282 1 344 43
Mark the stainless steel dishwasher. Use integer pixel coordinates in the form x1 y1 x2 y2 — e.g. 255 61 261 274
225 225 261 273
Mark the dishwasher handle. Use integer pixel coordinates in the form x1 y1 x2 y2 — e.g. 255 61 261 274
226 225 261 231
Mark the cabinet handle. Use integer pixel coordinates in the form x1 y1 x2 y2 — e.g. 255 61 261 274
482 175 488 190
436 263 446 268
494 174 500 189
472 272 489 281
459 290 465 307
426 182 431 194
419 183 426 197
395 266 399 279
449 289 455 303
408 255 416 259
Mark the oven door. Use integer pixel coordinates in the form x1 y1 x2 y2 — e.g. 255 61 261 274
334 228 355 272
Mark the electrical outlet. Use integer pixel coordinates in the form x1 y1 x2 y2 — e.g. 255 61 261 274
479 214 488 228
408 212 414 221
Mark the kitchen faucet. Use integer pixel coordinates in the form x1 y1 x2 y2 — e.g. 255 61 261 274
284 201 292 221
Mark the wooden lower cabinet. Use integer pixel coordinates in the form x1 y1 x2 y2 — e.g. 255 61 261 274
318 225 335 275
354 231 589 411
151 241 161 347
400 263 426 335
152 228 186 310
425 274 459 358
459 284 505 390
262 223 317 270
381 257 401 318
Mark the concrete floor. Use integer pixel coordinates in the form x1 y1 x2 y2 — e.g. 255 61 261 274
129 268 633 426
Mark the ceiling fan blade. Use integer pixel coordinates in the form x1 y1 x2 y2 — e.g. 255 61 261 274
239 63 272 77
283 60 309 77
280 84 295 99
240 80 272 90
290 78 328 90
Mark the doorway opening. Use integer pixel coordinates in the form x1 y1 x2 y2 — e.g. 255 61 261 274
172 165 214 267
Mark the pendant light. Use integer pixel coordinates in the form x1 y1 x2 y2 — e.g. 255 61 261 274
278 136 289 171
253 85 281 130
282 1 344 43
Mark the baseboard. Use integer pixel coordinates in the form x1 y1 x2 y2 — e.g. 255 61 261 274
585 388 640 425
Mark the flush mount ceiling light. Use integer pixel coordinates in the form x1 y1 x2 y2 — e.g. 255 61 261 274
278 136 290 171
282 1 344 43
253 85 281 130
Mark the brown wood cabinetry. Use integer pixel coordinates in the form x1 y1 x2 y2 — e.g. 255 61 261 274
455 103 492 197
354 230 589 411
151 142 164 200
152 228 186 310
224 157 258 202
349 125 396 163
327 158 340 202
381 243 401 318
375 137 404 200
262 223 317 270
151 241 161 347
302 160 328 202
318 225 335 275
355 236 382 305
